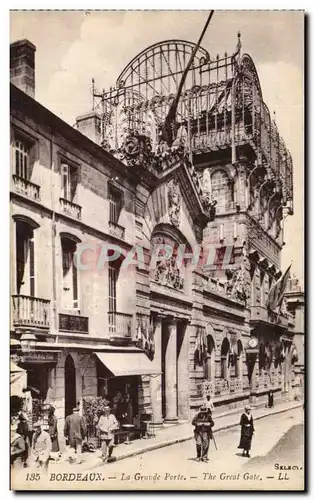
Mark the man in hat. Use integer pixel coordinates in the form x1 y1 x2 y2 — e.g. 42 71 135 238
48 406 60 460
64 406 87 464
31 421 52 472
97 405 119 462
192 404 215 462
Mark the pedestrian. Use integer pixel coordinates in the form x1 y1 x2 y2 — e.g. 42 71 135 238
64 405 87 464
205 394 215 413
10 418 26 469
97 405 120 463
192 404 215 462
17 412 30 468
268 390 274 408
48 406 60 460
238 405 254 458
121 393 134 425
31 421 52 472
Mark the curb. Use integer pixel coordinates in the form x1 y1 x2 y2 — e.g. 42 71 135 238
80 401 303 469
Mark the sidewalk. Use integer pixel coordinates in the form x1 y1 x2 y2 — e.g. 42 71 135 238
48 399 303 472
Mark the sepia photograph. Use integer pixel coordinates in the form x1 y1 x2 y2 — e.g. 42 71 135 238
9 9 304 491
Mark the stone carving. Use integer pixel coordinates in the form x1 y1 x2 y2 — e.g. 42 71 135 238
225 265 248 302
167 179 181 227
154 254 184 291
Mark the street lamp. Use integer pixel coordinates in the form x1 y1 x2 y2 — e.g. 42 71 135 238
20 332 37 354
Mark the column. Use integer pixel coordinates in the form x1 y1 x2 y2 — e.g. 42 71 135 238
177 321 190 421
150 316 163 426
164 319 178 423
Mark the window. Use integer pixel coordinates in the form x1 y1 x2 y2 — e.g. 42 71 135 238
108 185 122 224
13 138 29 179
211 170 233 212
61 163 79 202
16 221 35 296
61 238 78 309
108 263 118 312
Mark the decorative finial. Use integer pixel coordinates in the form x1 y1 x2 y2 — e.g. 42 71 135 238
216 53 219 60
224 51 228 58
273 110 276 122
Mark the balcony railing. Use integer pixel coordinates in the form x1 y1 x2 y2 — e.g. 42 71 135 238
108 311 132 340
12 295 50 328
200 378 243 398
250 306 289 327
60 198 82 220
12 175 40 202
108 221 125 240
59 313 89 334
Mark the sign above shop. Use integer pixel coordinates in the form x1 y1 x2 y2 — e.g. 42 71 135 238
12 351 59 364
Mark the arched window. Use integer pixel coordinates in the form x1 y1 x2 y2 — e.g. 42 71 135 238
211 170 233 212
204 334 215 380
61 236 79 309
235 340 243 378
221 337 230 379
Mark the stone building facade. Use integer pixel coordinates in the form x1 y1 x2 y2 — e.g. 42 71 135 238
10 37 303 442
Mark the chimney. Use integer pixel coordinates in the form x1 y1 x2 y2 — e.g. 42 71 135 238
76 112 101 145
10 39 36 98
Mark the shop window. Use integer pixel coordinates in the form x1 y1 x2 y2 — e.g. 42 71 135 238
108 185 123 224
61 162 79 203
16 220 35 296
61 237 78 309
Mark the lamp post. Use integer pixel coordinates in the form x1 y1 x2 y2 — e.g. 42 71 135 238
20 332 37 354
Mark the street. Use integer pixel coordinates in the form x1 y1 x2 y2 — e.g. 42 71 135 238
11 407 304 491
92 407 304 491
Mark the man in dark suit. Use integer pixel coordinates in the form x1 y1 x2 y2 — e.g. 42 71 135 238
64 406 86 464
192 404 215 462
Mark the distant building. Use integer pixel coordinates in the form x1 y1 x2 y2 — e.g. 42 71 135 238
10 36 303 443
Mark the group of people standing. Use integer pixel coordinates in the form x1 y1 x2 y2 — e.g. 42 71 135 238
192 395 255 461
11 405 60 471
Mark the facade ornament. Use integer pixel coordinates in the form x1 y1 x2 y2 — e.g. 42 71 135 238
154 254 184 291
167 179 181 227
225 264 249 303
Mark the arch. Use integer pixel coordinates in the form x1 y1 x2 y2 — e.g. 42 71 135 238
204 330 215 381
117 39 210 90
64 354 77 418
12 214 40 230
239 54 263 101
220 337 230 380
60 232 82 244
235 339 243 378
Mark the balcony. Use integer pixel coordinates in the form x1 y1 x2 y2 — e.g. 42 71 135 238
108 311 132 343
12 295 50 329
60 198 82 220
59 313 89 334
250 306 289 328
12 175 40 202
108 221 125 240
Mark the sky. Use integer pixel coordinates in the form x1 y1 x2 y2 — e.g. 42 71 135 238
10 10 304 285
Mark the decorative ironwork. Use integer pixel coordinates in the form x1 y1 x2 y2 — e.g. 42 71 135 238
200 380 215 398
108 311 132 340
59 313 88 333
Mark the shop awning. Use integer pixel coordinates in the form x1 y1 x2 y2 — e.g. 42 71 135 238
95 351 160 377
10 361 27 397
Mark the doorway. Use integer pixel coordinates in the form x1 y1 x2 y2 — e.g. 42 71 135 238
64 355 76 417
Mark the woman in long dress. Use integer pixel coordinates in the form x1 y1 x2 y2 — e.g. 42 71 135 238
238 405 254 457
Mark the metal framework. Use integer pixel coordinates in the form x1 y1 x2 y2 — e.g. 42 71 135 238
91 35 293 213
